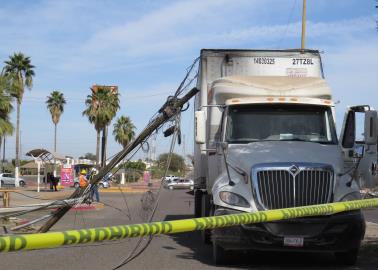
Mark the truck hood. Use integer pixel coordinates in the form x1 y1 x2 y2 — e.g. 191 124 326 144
227 141 343 174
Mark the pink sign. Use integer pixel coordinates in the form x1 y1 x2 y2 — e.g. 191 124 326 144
143 171 150 183
60 165 74 186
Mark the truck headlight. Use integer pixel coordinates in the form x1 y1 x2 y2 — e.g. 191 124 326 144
219 191 250 208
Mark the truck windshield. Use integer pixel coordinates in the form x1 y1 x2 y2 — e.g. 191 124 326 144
226 104 337 144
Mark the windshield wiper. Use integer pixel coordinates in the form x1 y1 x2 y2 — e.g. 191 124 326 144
278 138 307 142
278 138 334 144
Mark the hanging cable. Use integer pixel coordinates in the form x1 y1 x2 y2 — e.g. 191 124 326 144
112 114 181 270
277 0 297 48
174 57 200 97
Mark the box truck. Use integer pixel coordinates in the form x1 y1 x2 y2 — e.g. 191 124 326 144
193 49 377 265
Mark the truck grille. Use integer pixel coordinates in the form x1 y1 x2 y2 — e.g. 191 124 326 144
253 163 334 210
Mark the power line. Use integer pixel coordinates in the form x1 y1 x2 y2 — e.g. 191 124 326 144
112 115 180 269
22 91 172 103
277 0 298 48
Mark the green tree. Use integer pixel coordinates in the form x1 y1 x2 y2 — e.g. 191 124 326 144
82 87 119 166
124 160 146 171
113 116 135 148
0 74 14 154
157 153 185 172
46 91 66 152
3 52 35 185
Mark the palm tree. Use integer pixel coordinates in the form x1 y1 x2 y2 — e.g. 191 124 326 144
46 91 66 152
113 116 136 148
3 53 35 185
0 74 14 154
83 87 119 166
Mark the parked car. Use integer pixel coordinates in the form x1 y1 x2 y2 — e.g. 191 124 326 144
167 178 194 190
0 173 26 187
164 175 178 182
103 172 116 183
164 177 177 188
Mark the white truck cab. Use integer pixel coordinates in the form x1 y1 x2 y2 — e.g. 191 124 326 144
193 49 377 265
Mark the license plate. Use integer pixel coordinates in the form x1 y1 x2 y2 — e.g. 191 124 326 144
284 237 304 247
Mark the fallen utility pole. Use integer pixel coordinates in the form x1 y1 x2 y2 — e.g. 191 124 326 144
39 87 199 233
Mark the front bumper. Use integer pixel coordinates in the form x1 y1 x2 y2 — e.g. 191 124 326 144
212 207 365 252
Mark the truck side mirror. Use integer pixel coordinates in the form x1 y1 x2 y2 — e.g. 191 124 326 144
341 111 355 148
349 145 364 158
195 111 206 144
364 110 377 145
216 141 228 155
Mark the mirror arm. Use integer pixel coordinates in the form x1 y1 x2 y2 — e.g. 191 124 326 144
345 157 363 187
220 142 234 186
223 151 235 186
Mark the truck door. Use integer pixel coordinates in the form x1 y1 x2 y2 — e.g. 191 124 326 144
340 106 378 188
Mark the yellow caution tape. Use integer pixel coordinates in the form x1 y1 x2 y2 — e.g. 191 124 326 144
1 198 377 252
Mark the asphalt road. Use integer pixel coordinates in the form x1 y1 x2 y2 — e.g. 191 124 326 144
1 189 378 270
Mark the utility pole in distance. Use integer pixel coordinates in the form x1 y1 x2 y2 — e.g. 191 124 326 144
301 0 307 50
2 137 5 172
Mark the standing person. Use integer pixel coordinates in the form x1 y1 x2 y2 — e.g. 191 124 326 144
43 174 46 189
79 169 88 190
47 172 54 191
52 175 58 191
89 169 100 202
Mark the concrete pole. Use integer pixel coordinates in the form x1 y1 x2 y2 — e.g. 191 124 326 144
301 0 307 50
1 137 5 172
37 161 41 193
53 158 57 178
38 88 199 233
15 167 19 187
121 172 125 185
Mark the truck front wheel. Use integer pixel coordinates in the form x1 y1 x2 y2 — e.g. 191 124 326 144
335 248 359 266
213 238 230 265
194 190 202 218
201 193 211 244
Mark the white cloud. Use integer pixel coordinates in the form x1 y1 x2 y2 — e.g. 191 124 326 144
84 0 240 52
65 9 375 72
1 0 377 158
324 41 378 108
2 0 370 74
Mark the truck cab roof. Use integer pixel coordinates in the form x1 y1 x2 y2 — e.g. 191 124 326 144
210 76 332 105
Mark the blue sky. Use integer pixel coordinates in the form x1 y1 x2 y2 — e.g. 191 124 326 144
0 0 377 161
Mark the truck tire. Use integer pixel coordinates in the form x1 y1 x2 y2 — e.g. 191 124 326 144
201 193 211 244
194 190 202 218
335 248 359 266
213 238 230 265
